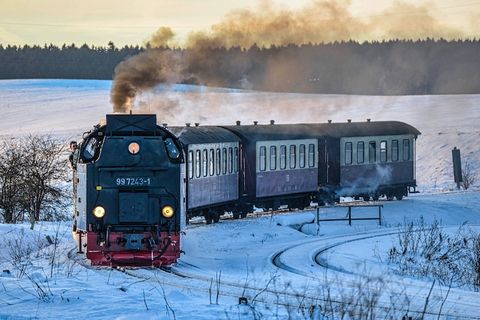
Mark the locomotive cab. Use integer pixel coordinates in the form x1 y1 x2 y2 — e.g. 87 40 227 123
73 114 184 267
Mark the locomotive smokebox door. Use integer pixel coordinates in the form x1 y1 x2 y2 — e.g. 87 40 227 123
119 193 148 223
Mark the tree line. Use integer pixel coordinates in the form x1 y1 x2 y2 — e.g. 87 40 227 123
1 39 480 95
0 42 142 80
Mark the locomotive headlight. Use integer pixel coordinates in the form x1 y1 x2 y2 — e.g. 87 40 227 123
162 205 174 218
128 142 140 155
93 206 106 219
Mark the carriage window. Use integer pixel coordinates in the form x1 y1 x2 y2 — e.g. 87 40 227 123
369 141 376 163
308 144 315 167
234 147 239 173
290 145 296 169
345 142 352 165
380 141 387 163
164 138 180 160
270 146 277 170
216 149 221 175
228 147 233 173
195 150 201 178
188 150 194 179
202 149 208 177
222 148 228 174
392 140 399 162
259 146 266 171
357 142 364 164
403 139 410 161
209 149 214 176
280 145 287 169
299 144 306 168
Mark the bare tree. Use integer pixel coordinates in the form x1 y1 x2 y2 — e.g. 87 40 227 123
0 139 28 223
461 161 476 190
20 135 68 229
0 135 68 227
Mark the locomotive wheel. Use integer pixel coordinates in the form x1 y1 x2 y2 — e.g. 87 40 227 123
240 212 247 219
213 212 220 223
233 212 240 219
396 194 404 200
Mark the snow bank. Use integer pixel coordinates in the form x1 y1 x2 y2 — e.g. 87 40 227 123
274 212 315 227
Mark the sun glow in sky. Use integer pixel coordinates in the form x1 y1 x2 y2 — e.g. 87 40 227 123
0 0 479 46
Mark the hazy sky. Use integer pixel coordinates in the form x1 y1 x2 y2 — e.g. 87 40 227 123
0 0 479 46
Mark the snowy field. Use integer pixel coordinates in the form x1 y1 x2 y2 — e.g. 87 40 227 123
0 79 480 319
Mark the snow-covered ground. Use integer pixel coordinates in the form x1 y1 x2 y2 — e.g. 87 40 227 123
0 79 479 319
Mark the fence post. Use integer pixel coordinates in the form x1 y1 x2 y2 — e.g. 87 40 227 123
378 205 382 226
348 206 352 226
316 206 320 235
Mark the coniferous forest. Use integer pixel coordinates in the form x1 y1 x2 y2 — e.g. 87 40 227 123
1 39 479 95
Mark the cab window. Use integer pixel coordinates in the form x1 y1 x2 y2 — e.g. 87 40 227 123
83 137 98 161
164 138 180 160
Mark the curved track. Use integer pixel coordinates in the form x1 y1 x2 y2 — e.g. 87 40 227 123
271 228 480 319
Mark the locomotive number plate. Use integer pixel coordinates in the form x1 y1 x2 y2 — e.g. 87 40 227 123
115 177 152 186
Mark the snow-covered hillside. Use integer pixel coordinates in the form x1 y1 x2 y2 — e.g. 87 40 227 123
1 79 478 191
0 79 479 319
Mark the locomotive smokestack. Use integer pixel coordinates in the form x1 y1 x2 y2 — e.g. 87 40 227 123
236 120 241 126
270 120 275 125
347 119 352 123
162 123 168 127
195 122 200 127
253 121 258 126
328 120 332 123
367 118 371 122
186 123 191 127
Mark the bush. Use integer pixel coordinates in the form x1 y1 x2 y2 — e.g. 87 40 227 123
389 218 480 290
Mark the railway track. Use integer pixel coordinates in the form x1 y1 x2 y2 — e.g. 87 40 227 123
271 228 480 319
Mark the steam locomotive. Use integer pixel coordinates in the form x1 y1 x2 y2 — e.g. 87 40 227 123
73 114 420 267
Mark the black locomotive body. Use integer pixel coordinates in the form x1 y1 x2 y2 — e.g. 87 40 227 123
73 114 420 267
73 114 183 267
